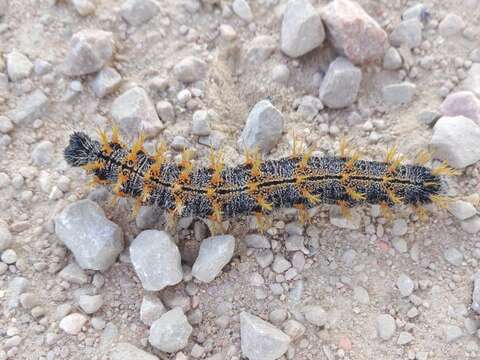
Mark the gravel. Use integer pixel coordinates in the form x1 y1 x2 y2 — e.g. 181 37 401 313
111 86 163 138
280 0 325 58
392 219 408 236
272 255 291 273
238 100 284 154
243 234 270 249
8 89 48 125
59 313 88 335
174 56 207 83
302 305 327 326
329 206 361 229
382 82 416 106
6 50 33 81
1 249 16 264
240 311 291 360
78 294 103 314
397 273 414 297
55 199 124 271
90 67 122 98
439 13 465 37
140 294 166 325
397 331 414 345
390 19 423 48
72 0 95 16
58 262 88 285
283 319 306 340
320 0 387 64
319 57 362 109
271 64 290 84
130 230 183 291
383 47 403 70
461 216 480 234
192 235 235 282
440 91 480 124
149 307 192 353
353 286 370 304
191 110 211 136
232 0 253 22
62 29 114 76
0 223 12 251
109 342 158 360
120 0 160 26
31 141 54 167
443 247 463 266
0 116 13 133
376 314 396 340
463 63 480 97
156 100 175 123
444 325 463 343
431 115 480 168
472 272 480 314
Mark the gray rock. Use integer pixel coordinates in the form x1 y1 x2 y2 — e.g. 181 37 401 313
0 0 7 16
272 255 291 273
383 47 402 70
431 116 480 168
444 325 463 343
8 89 48 125
461 216 480 234
443 247 463 266
59 313 88 335
72 0 96 16
55 199 123 271
329 205 361 230
0 222 12 251
0 116 13 133
90 67 122 98
392 219 408 236
111 86 163 138
170 136 189 151
417 110 441 126
297 95 323 121
135 206 161 230
353 286 370 304
390 19 423 48
243 234 270 249
463 64 480 98
58 262 88 285
472 272 480 314
174 56 207 83
1 249 16 264
439 13 465 37
392 237 408 253
320 0 387 64
63 29 114 76
238 100 284 154
156 100 175 123
192 235 235 282
31 140 54 166
240 312 290 360
280 0 325 58
271 64 290 84
319 57 362 109
397 273 414 297
282 320 305 341
192 110 211 136
130 230 182 291
376 314 396 340
302 305 327 326
397 331 414 345
110 342 159 360
6 277 29 310
78 294 103 314
149 307 192 353
6 50 33 81
120 0 160 26
245 35 276 64
448 200 477 220
382 82 416 106
140 294 166 325
232 0 253 22
402 4 429 21
255 249 274 268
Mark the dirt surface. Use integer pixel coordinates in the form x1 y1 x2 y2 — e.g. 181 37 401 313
1 0 480 359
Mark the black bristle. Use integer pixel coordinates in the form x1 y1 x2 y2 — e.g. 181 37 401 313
64 132 101 167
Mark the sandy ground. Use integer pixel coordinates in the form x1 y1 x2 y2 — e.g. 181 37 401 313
1 0 480 359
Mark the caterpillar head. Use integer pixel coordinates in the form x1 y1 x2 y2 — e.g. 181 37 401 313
64 132 101 167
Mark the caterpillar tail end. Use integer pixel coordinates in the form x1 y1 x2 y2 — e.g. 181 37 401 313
64 132 99 167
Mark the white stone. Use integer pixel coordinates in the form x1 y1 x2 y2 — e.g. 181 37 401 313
63 29 114 76
8 89 48 125
120 0 160 26
243 234 270 249
238 100 284 154
130 230 182 291
390 19 423 48
302 305 327 326
463 64 480 98
240 312 290 360
0 222 12 251
329 205 361 230
444 325 463 343
271 64 290 84
0 116 13 134
58 262 88 285
55 199 124 271
376 314 396 340
402 4 429 21
443 247 463 266
272 255 291 273
461 216 480 234
397 331 414 345
78 294 103 314
353 286 370 304
191 110 211 136
59 313 88 335
280 0 325 58
383 47 402 70
448 200 477 220
392 219 408 236
245 35 276 64
439 13 465 37
90 67 121 98
149 308 192 353
72 0 96 16
31 141 54 167
320 0 387 64
156 101 175 123
431 116 480 168
111 86 163 138
110 343 159 360
440 91 480 125
382 82 416 106
140 294 166 325
1 249 16 264
192 235 235 283
174 56 207 83
397 273 414 297
472 272 480 314
6 51 33 81
319 57 362 109
232 0 253 22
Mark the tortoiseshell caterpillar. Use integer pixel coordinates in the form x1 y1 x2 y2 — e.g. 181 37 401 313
64 129 456 223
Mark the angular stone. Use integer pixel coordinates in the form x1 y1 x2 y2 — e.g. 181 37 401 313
280 0 325 58
243 234 270 249
120 0 160 26
321 0 387 64
149 308 192 353
461 216 480 234
0 222 12 251
444 325 463 343
463 64 480 98
111 86 163 138
329 205 361 230
6 51 33 81
232 0 253 22
383 47 402 70
140 294 166 326
238 100 284 154
472 272 480 314
443 247 463 266
31 140 54 167
78 294 103 314
110 342 159 360
90 67 122 98
245 35 277 64
240 311 290 360
8 89 48 125
376 314 396 340
174 56 207 83
58 262 88 285
440 91 480 125
390 19 423 48
130 230 182 291
397 273 414 297
439 13 465 37
448 200 477 220
59 313 88 335
55 200 123 271
63 29 114 76
382 82 416 106
302 305 327 326
319 57 362 109
431 116 480 168
72 0 96 16
192 235 235 283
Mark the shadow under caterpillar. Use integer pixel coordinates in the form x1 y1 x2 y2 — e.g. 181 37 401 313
64 128 457 224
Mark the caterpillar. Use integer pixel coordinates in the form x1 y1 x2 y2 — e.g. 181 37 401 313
64 128 457 225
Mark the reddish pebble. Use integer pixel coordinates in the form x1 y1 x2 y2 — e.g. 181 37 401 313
338 336 352 350
377 240 389 252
